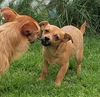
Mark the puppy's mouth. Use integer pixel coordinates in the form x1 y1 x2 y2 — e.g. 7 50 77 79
41 40 51 46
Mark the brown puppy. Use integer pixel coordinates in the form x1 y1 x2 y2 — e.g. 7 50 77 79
0 15 40 76
39 21 86 85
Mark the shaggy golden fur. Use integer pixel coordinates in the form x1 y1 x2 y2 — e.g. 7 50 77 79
0 8 40 28
0 8 20 23
0 15 40 76
39 21 86 85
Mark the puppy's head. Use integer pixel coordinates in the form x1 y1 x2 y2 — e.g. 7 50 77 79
40 21 73 46
1 8 19 23
16 16 40 43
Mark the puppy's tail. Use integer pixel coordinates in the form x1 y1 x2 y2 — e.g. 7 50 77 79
80 21 86 35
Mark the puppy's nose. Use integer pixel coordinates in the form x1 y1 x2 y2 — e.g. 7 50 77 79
44 37 50 41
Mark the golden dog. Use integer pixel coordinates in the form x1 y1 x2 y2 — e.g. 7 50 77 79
0 8 20 23
39 21 86 85
0 8 40 30
1 8 39 27
0 15 40 76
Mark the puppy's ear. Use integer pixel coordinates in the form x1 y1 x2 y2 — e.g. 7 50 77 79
1 8 18 22
39 21 49 30
39 21 48 27
63 33 73 43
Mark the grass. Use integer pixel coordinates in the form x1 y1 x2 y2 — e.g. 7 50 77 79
0 36 100 97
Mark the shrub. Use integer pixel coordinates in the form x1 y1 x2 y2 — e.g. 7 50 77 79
0 0 100 35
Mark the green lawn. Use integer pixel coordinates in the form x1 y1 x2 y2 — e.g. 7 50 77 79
0 36 100 97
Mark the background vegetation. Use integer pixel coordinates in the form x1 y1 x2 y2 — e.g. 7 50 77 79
0 0 100 35
0 0 100 97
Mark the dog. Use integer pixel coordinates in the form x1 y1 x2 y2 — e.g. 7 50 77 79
0 8 39 26
0 15 40 76
39 21 86 85
0 8 40 34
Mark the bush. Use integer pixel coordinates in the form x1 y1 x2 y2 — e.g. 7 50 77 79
0 0 100 35
47 0 100 35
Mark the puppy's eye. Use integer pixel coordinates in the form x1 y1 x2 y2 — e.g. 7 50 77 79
44 29 49 33
42 24 44 26
54 34 59 40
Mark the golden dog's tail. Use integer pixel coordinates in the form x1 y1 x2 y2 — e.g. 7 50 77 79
80 21 86 35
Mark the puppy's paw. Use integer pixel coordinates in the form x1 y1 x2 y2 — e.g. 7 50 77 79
55 81 61 86
76 65 81 74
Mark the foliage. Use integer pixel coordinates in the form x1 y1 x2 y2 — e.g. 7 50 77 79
9 0 35 17
0 0 4 7
8 0 50 22
48 0 100 35
0 0 100 35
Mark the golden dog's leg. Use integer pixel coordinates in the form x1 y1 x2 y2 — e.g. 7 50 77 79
0 56 9 76
76 50 83 74
39 61 49 80
55 62 69 86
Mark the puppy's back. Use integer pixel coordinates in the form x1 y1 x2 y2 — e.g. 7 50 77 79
61 25 83 50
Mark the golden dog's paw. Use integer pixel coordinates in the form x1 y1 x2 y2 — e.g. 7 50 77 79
55 81 61 86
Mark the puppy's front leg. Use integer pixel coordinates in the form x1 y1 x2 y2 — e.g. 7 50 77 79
39 60 49 80
55 62 69 86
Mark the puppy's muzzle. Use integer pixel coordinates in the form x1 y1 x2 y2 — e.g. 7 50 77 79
41 37 51 46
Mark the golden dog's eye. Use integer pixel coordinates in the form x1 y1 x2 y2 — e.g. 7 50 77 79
44 29 49 33
24 30 31 36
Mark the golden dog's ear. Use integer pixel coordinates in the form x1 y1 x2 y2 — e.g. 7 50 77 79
19 20 39 37
1 8 18 22
21 22 38 36
39 21 49 30
63 33 73 43
21 23 32 36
